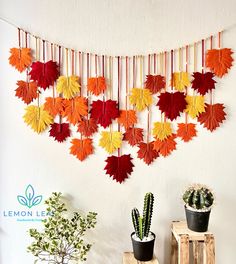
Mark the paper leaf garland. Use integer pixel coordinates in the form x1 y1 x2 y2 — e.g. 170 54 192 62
70 138 93 161
153 134 177 157
152 122 172 140
157 91 187 121
206 48 233 77
123 127 144 146
129 88 153 111
191 72 216 95
43 97 64 117
99 131 122 154
185 95 206 118
87 77 107 96
90 100 119 128
172 72 190 91
23 105 53 133
117 110 137 129
145 75 166 94
56 75 80 99
176 123 197 142
62 97 88 125
9 48 32 72
77 118 98 137
137 142 159 165
49 122 71 143
29 60 59 90
15 80 38 104
104 154 134 183
198 103 226 131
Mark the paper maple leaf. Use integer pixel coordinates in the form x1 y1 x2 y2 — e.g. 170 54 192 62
43 97 64 117
129 88 153 111
152 121 172 141
172 72 190 91
123 127 144 146
99 131 122 154
23 105 53 133
191 72 216 95
206 48 233 77
90 100 119 128
29 60 59 90
70 138 93 161
153 134 177 157
117 110 137 129
77 118 98 137
198 103 226 132
157 91 187 121
56 75 80 99
9 48 32 72
62 97 88 125
87 77 107 96
145 74 166 94
185 95 206 118
15 80 38 104
176 123 197 142
49 122 71 143
104 154 134 183
137 142 159 165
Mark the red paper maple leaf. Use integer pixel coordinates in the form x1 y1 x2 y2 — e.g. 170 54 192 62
145 74 166 94
70 138 94 161
15 80 38 104
77 118 98 137
157 91 187 120
49 122 71 143
29 60 59 90
176 123 197 142
123 127 144 146
153 134 177 157
104 154 134 183
198 103 226 131
191 72 216 95
90 99 119 128
137 142 159 165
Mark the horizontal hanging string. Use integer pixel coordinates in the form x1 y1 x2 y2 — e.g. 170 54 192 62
1 16 236 58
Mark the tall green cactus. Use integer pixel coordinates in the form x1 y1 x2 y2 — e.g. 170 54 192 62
183 185 214 210
131 192 154 240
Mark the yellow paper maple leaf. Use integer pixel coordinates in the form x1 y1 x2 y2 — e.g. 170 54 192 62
23 105 53 133
56 75 80 99
99 131 122 154
172 72 190 91
152 122 172 140
129 88 152 111
185 95 206 118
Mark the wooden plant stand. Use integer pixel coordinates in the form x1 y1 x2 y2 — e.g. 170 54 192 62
170 221 215 264
123 252 159 264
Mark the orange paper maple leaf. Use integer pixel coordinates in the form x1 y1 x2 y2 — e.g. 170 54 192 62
137 142 159 165
9 48 32 72
198 103 226 131
44 97 64 117
77 118 98 137
87 77 107 96
153 134 177 157
15 80 38 104
177 123 197 142
117 110 137 129
123 127 144 146
70 138 93 161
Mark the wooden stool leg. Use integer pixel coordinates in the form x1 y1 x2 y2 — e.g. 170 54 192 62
170 233 178 264
178 234 189 264
204 234 215 264
193 241 199 264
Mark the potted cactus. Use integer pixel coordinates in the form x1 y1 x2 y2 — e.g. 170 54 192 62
183 184 215 232
131 192 155 261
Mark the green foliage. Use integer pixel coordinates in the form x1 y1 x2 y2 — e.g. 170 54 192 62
131 192 154 240
183 184 214 210
27 192 97 264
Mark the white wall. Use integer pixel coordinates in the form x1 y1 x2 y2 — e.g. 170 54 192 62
0 1 236 263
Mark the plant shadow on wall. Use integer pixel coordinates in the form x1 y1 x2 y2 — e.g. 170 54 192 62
27 192 97 264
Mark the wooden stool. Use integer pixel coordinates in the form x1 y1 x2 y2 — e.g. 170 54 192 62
123 252 159 264
170 221 215 264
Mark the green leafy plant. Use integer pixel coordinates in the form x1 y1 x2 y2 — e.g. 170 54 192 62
131 192 154 240
27 192 97 264
183 184 214 210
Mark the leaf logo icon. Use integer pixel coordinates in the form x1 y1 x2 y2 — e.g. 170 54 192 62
17 185 43 208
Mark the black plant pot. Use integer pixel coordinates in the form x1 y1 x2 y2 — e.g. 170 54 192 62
131 232 155 261
185 206 211 232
